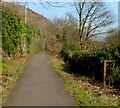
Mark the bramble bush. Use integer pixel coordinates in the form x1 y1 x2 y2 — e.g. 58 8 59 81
61 45 120 88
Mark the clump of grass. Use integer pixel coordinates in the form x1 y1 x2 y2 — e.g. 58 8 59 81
50 54 119 106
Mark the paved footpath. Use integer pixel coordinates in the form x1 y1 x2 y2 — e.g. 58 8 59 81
4 52 78 106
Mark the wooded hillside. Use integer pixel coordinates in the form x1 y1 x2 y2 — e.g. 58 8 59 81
2 2 52 33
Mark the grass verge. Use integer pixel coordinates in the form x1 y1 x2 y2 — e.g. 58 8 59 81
49 53 119 106
1 56 28 103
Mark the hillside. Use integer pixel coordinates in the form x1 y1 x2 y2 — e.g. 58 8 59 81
2 2 52 34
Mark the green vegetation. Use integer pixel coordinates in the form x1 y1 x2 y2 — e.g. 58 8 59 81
2 9 32 57
50 54 119 106
61 45 120 89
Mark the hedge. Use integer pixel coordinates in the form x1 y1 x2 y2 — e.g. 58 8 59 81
61 45 120 88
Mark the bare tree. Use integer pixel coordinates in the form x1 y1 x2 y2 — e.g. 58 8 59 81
51 13 78 46
74 1 114 49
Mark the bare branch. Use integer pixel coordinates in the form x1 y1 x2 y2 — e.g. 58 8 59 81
73 1 114 49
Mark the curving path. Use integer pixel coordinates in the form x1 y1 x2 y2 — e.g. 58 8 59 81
4 52 78 106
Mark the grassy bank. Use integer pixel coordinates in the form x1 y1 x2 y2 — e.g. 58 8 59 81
1 56 28 103
49 53 119 106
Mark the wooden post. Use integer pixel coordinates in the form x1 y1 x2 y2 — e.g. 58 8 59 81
104 61 107 87
103 60 115 87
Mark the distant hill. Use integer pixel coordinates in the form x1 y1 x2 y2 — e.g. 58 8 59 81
2 2 53 34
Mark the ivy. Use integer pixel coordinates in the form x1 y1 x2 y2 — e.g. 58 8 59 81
2 9 32 57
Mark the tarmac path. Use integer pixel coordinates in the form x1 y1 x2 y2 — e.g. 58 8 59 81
4 52 78 106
